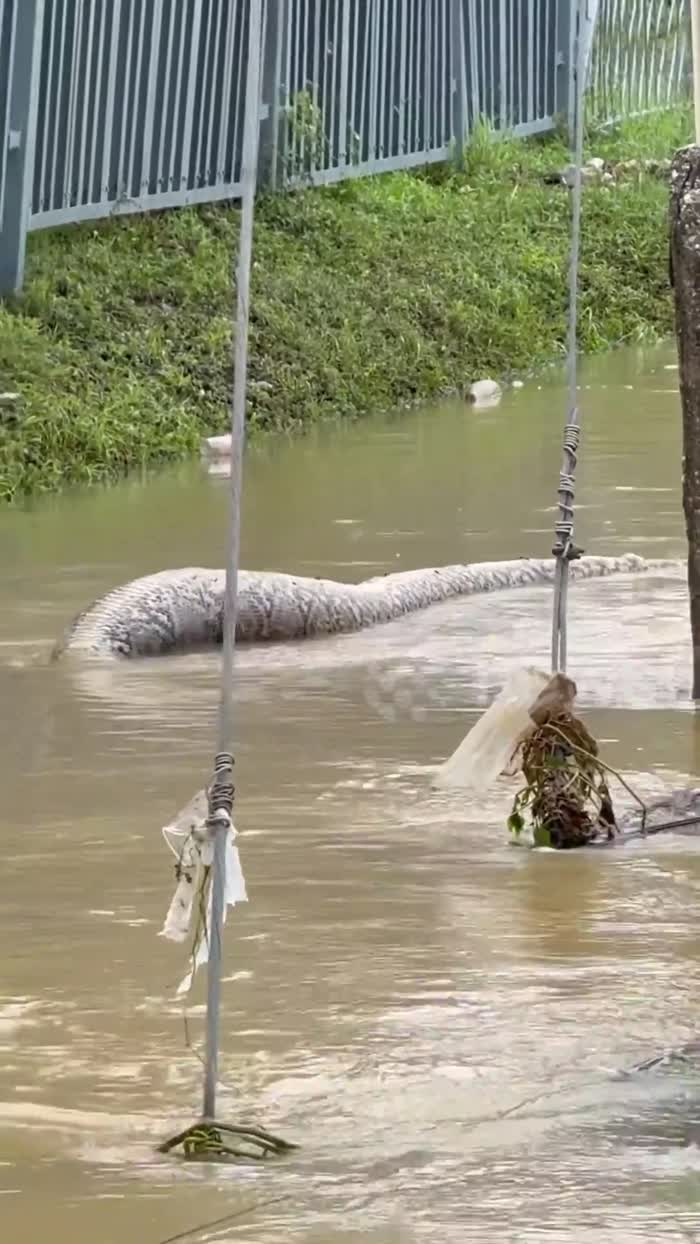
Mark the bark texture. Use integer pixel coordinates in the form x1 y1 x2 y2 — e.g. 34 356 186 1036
671 147 700 698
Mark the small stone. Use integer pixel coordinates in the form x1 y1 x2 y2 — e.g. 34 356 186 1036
601 172 615 185
587 157 605 172
0 393 20 405
468 378 502 407
511 379 524 389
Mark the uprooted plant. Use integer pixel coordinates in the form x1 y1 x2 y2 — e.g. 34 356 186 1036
506 677 646 849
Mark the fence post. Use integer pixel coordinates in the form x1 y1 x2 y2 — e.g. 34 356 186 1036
258 0 286 189
564 0 597 139
553 0 574 136
450 0 467 166
0 0 44 296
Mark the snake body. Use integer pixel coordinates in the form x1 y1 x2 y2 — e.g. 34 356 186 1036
54 553 672 660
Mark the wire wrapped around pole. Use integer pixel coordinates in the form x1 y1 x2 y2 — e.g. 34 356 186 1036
551 0 586 675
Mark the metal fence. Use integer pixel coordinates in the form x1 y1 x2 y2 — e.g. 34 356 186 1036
33 0 251 226
278 0 564 187
588 0 691 122
0 0 692 295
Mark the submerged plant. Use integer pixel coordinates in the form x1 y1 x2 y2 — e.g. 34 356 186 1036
508 713 619 849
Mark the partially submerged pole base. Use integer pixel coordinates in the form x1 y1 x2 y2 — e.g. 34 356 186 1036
158 1119 298 1162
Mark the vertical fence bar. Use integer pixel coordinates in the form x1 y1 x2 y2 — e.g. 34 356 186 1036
126 0 148 197
75 0 97 206
86 0 107 204
337 0 350 164
378 0 388 157
0 0 44 294
141 0 164 195
100 0 120 199
156 0 176 188
215 0 235 181
193 0 215 189
207 0 226 184
467 0 480 126
114 0 135 199
49 0 69 209
498 0 507 129
285 0 298 175
348 0 359 163
180 0 203 188
62 0 84 207
405 0 414 152
368 0 380 162
309 0 321 172
451 0 467 162
423 0 431 152
35 0 56 215
327 0 339 167
259 0 286 186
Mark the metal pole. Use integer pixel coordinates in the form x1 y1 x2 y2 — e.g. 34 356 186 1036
202 0 264 1124
692 0 700 145
0 0 45 295
551 0 585 674
202 810 227 1119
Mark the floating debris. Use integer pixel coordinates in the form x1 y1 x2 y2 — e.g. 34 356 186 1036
468 378 502 408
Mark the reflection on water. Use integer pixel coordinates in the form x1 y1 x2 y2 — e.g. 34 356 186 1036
2 342 700 1242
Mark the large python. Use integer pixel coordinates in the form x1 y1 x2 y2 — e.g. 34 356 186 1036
54 553 676 659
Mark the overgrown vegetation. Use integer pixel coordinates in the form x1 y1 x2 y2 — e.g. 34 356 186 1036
0 109 691 502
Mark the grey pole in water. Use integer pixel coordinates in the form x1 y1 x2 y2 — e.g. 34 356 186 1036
551 0 585 675
202 0 264 1124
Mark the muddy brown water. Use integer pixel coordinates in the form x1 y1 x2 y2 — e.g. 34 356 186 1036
2 341 700 1243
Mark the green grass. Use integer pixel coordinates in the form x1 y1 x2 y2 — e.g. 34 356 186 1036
0 108 691 502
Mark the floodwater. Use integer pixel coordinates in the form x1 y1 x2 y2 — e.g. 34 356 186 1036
2 340 700 1244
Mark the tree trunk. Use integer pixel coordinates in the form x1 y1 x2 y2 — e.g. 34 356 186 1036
670 147 700 699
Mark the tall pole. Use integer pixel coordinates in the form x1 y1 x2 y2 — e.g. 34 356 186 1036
551 0 585 675
202 0 264 1123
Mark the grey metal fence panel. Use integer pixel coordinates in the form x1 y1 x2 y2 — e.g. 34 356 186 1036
458 0 562 140
588 0 691 123
279 0 455 186
278 0 564 188
29 0 248 231
1 0 693 294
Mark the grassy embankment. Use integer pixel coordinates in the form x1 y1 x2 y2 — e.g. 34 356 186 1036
0 109 690 503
